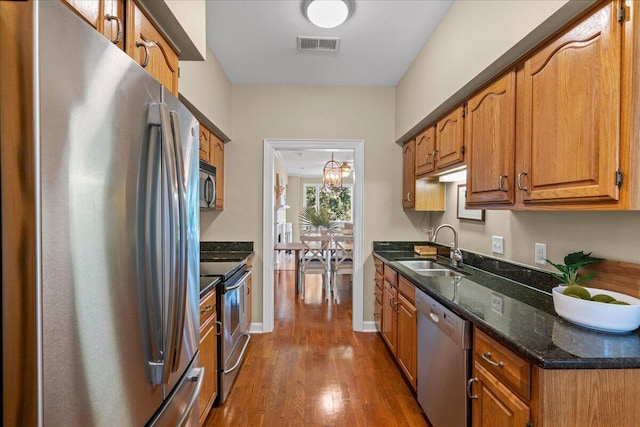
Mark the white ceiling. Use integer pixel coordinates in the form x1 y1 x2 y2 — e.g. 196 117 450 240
276 149 353 177
205 0 453 87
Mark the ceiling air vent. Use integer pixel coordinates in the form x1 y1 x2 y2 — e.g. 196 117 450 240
297 36 340 52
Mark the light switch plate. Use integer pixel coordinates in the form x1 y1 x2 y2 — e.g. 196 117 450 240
492 236 504 254
535 243 547 265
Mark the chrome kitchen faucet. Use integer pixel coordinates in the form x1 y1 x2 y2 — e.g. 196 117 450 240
432 224 463 268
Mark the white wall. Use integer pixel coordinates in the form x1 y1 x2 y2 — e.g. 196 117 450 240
431 182 640 269
179 48 232 137
395 0 572 140
200 85 417 323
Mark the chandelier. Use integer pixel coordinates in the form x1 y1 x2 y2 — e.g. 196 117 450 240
323 152 343 189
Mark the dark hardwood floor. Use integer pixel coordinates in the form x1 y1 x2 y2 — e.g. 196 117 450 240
204 253 428 426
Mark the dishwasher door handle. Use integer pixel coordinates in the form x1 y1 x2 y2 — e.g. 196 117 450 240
429 310 439 323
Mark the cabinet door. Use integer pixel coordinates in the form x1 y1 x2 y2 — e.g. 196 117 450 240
472 362 529 427
210 134 224 210
374 272 383 332
517 0 621 205
402 140 415 209
62 0 124 48
415 126 436 176
466 71 516 205
436 106 465 170
126 0 179 96
199 125 211 163
198 314 218 424
381 280 397 354
396 293 417 390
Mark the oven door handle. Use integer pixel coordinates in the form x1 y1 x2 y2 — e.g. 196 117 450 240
223 333 251 374
225 271 251 292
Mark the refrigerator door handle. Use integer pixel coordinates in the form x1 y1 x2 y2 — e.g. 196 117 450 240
159 102 182 384
144 102 178 385
176 367 205 427
168 110 188 372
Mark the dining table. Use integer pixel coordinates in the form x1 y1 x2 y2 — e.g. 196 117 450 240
274 238 353 294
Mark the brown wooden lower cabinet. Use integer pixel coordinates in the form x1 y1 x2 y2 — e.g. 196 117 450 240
198 289 218 424
378 263 417 390
471 361 530 427
395 292 417 390
471 326 640 426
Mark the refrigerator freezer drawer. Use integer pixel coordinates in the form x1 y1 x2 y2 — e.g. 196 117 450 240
149 354 204 427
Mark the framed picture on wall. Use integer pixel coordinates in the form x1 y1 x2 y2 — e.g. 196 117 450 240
457 185 485 221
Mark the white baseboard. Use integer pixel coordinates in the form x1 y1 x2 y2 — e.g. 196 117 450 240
361 321 379 333
248 322 264 334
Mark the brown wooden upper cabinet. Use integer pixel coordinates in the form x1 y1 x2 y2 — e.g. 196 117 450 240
402 139 416 209
435 106 465 172
126 1 179 96
199 125 211 163
415 126 436 176
403 138 445 211
62 0 124 49
62 0 178 95
210 133 225 210
515 0 622 206
466 70 516 206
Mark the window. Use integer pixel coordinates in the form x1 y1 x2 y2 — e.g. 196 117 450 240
304 184 352 222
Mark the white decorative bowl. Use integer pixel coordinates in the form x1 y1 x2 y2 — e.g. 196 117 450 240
552 286 640 333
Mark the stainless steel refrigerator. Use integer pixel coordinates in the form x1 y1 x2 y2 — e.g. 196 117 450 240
1 1 202 426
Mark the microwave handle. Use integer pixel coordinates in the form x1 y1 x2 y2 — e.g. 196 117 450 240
205 175 215 207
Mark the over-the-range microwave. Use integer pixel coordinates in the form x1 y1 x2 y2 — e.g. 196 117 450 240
199 161 216 210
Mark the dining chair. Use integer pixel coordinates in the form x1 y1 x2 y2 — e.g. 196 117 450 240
330 235 353 303
300 234 332 300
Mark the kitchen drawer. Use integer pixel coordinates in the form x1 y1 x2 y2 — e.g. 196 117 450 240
200 288 216 328
383 263 398 286
398 275 415 303
374 257 383 275
474 328 531 401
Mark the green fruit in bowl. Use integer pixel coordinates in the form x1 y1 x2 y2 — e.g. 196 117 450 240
563 285 591 300
610 300 631 305
591 294 616 303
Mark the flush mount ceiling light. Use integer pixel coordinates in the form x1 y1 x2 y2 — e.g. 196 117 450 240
302 0 355 29
323 152 343 189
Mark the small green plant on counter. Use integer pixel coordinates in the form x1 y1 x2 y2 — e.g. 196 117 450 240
546 250 603 286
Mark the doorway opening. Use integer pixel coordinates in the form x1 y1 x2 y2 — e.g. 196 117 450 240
262 139 365 333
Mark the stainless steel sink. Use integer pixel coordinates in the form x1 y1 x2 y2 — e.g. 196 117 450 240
397 260 465 277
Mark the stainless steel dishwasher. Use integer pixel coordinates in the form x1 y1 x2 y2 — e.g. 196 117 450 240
416 288 471 427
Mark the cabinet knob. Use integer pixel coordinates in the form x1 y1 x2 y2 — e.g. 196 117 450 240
105 14 123 45
481 351 505 368
200 305 214 313
467 378 479 399
136 39 158 68
498 175 508 192
517 172 529 191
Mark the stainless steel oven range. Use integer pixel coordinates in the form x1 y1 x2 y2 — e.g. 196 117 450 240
200 260 251 404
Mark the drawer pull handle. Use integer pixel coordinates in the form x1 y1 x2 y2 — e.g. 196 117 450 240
200 305 214 313
467 377 478 399
482 352 505 368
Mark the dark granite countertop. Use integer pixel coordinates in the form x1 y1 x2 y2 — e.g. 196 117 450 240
199 241 254 298
373 243 640 370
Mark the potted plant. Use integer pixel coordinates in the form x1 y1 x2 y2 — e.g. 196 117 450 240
298 206 337 234
546 250 603 287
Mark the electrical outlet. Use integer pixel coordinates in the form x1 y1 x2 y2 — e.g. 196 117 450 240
535 243 547 265
491 236 504 254
491 293 504 315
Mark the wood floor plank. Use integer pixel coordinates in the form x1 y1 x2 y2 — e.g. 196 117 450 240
204 257 429 426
